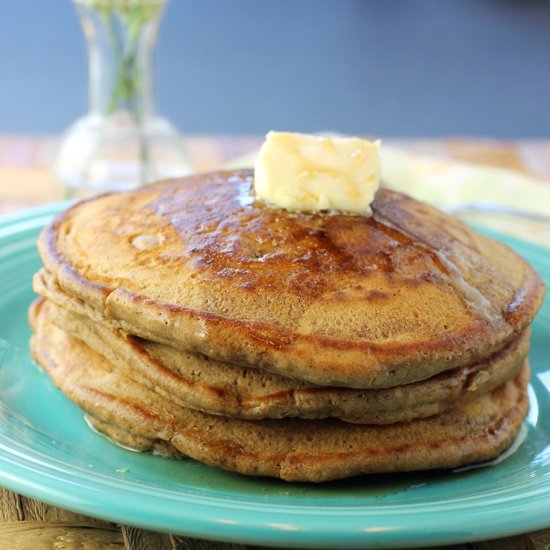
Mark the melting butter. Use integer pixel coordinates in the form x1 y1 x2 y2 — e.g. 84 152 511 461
254 131 380 214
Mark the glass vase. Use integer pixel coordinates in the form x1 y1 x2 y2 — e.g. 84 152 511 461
54 0 193 198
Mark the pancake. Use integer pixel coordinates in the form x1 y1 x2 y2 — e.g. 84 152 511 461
30 298 530 483
35 170 545 389
45 299 529 424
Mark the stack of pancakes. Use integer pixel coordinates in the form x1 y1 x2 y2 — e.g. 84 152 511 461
30 170 544 482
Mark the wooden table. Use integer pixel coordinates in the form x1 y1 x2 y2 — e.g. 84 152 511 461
0 135 548 550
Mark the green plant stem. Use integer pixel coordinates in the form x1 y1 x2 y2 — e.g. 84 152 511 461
102 5 150 184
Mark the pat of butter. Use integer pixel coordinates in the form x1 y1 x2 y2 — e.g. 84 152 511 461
254 131 380 214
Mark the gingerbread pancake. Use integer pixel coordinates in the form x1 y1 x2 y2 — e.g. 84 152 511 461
30 298 530 483
44 299 528 425
34 170 544 389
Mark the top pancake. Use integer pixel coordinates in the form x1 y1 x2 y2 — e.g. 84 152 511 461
36 169 545 388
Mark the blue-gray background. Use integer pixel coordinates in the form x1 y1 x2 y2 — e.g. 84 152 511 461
1 0 548 137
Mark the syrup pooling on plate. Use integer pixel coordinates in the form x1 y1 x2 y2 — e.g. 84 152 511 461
84 413 142 454
452 423 529 473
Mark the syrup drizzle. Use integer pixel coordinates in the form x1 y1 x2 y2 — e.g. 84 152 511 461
373 209 496 323
150 174 503 326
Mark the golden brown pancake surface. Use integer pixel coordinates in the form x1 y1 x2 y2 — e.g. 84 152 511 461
36 170 545 388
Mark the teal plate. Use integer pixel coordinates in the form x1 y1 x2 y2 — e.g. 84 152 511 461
0 203 548 549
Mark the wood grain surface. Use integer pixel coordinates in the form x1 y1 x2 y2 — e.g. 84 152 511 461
0 135 548 550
